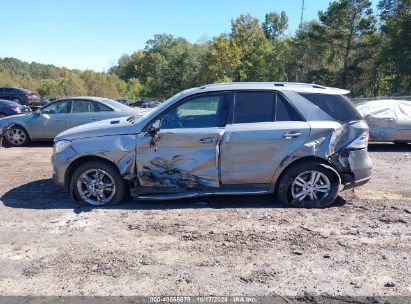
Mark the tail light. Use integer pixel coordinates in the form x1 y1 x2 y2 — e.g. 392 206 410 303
10 107 22 113
25 93 34 98
347 132 369 149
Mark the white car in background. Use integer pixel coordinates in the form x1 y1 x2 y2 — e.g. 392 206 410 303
356 99 411 144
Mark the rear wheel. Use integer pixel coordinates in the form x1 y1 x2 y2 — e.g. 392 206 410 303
71 161 128 207
277 161 340 208
4 125 30 147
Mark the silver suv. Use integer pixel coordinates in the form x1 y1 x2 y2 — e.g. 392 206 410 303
51 82 372 208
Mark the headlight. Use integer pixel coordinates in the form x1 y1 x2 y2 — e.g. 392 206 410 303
54 140 71 153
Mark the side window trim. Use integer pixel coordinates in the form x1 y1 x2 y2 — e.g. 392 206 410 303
143 91 230 131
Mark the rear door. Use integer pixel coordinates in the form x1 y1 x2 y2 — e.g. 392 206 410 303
67 99 101 128
220 91 310 185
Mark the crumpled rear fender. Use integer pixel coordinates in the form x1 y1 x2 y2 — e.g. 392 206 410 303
272 120 371 185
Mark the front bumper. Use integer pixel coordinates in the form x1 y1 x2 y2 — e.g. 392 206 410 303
51 146 78 188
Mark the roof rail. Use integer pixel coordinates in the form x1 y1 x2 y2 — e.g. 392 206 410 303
202 82 328 89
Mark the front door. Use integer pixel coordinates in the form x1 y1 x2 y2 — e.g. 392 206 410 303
30 99 70 139
220 91 311 184
136 93 229 192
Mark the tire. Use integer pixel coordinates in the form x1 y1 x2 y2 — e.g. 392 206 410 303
70 160 128 207
0 113 6 118
277 161 340 208
4 125 30 147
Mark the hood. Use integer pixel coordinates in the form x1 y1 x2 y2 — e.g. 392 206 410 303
55 116 139 141
0 113 33 126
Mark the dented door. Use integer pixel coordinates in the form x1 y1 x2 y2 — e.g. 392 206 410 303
220 121 310 184
136 93 229 190
136 128 223 189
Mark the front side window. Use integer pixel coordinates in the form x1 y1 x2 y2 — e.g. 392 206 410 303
161 94 227 129
42 100 70 114
71 100 98 113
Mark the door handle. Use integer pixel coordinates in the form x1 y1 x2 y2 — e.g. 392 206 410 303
89 117 99 121
54 118 65 121
283 131 302 139
199 137 216 144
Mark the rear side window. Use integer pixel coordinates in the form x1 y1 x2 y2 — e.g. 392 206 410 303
71 100 98 113
233 91 303 123
234 92 275 123
299 93 362 122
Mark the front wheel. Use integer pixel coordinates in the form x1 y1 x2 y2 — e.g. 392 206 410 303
71 161 128 207
4 125 30 146
277 161 340 208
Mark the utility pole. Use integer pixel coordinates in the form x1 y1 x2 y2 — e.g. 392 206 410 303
300 0 305 27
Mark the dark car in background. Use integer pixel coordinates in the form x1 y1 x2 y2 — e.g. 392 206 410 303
0 99 31 118
0 87 41 107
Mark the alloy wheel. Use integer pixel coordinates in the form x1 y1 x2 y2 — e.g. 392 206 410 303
291 170 331 202
76 169 117 206
6 128 27 146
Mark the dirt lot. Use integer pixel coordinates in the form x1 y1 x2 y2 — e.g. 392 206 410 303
0 143 410 298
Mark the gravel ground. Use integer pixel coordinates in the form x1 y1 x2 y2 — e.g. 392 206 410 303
0 143 410 298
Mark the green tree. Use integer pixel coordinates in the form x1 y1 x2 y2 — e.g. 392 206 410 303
316 0 376 88
262 11 289 40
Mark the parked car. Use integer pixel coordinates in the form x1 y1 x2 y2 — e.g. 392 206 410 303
116 99 129 105
0 99 32 118
356 99 411 144
129 100 145 107
50 82 372 208
0 96 139 146
0 87 41 107
141 100 161 108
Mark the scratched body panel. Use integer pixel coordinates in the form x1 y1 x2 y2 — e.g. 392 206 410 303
136 128 223 188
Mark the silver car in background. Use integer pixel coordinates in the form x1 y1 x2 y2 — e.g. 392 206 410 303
0 97 139 146
51 82 372 208
356 99 411 144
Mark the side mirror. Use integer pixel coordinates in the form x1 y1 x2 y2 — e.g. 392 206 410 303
147 119 161 135
33 110 41 117
146 118 162 151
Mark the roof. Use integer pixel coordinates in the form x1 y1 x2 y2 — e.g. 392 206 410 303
194 82 350 95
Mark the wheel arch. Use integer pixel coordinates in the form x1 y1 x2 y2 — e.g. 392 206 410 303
273 155 341 194
4 123 31 141
64 155 121 188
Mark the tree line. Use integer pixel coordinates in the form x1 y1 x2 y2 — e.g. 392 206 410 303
1 0 409 100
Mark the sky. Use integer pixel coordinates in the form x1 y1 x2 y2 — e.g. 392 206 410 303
0 0 378 72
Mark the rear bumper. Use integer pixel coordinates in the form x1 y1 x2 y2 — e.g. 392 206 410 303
339 149 373 190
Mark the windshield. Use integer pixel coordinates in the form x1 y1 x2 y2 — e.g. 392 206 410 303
137 92 182 121
298 93 362 122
